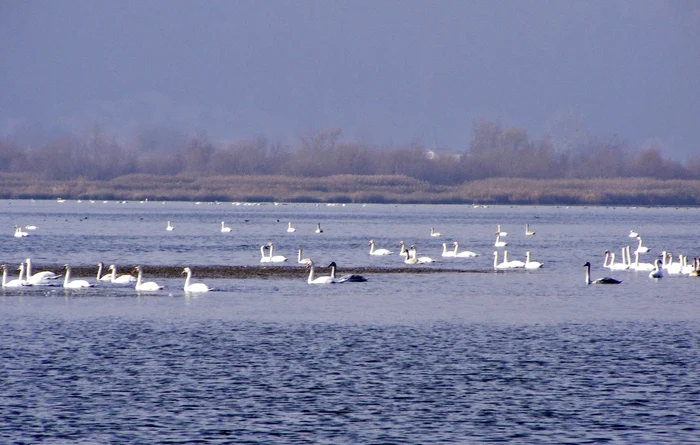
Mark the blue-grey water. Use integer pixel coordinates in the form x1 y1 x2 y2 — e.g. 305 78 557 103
1 200 698 444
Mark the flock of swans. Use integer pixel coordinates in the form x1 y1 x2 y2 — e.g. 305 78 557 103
0 258 214 293
11 210 695 289
587 230 700 284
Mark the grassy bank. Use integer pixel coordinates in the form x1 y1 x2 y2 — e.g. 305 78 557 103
2 173 700 206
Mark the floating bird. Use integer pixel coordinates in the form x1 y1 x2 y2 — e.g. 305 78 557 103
525 223 535 236
133 266 164 291
328 261 368 282
368 240 392 255
182 267 213 292
62 265 93 289
584 262 622 285
305 260 336 284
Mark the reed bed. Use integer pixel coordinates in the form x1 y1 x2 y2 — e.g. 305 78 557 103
3 173 700 205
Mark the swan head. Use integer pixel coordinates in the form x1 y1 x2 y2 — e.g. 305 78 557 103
182 267 191 275
305 260 314 268
327 261 337 268
108 264 116 270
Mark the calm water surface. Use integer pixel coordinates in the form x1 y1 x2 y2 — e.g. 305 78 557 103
1 200 698 443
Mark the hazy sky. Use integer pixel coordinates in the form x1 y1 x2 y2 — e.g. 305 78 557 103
2 0 699 157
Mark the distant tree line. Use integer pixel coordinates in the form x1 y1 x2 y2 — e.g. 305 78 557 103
1 122 698 185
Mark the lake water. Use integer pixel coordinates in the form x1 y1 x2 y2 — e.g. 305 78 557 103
1 199 698 443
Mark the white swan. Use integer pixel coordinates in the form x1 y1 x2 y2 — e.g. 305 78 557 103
96 262 114 282
25 225 38 230
603 250 612 269
608 252 629 271
133 266 164 291
62 265 93 289
1 264 31 287
430 227 441 237
14 226 28 237
402 246 434 264
502 251 525 268
328 261 368 282
107 264 136 283
584 262 622 285
287 222 296 233
411 246 436 263
525 223 535 236
649 259 663 279
368 240 392 255
493 251 510 270
297 248 312 264
315 223 323 233
629 229 639 238
452 242 478 257
630 251 655 272
266 243 288 262
681 255 695 275
221 221 232 232
166 221 174 231
664 253 682 275
494 234 507 247
635 236 650 254
524 251 543 269
496 225 507 236
260 245 271 263
305 260 335 284
441 243 456 257
182 267 213 292
25 258 60 284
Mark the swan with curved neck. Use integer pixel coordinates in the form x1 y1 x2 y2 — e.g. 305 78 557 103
441 243 456 257
503 251 525 268
524 251 543 269
315 223 323 233
182 267 213 292
368 240 392 255
287 222 296 233
298 248 312 264
328 261 368 282
305 260 335 284
62 265 93 289
266 243 288 262
635 236 650 254
410 246 435 263
584 262 621 285
649 259 663 279
608 252 628 271
96 262 113 281
631 251 654 271
525 224 535 236
430 227 441 237
1 264 31 287
221 221 232 232
260 245 271 263
108 264 136 283
493 251 509 269
452 242 478 257
133 266 164 291
166 221 174 231
25 258 60 284
496 225 507 236
494 234 507 247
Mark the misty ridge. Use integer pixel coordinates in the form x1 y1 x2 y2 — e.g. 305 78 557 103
2 120 700 205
